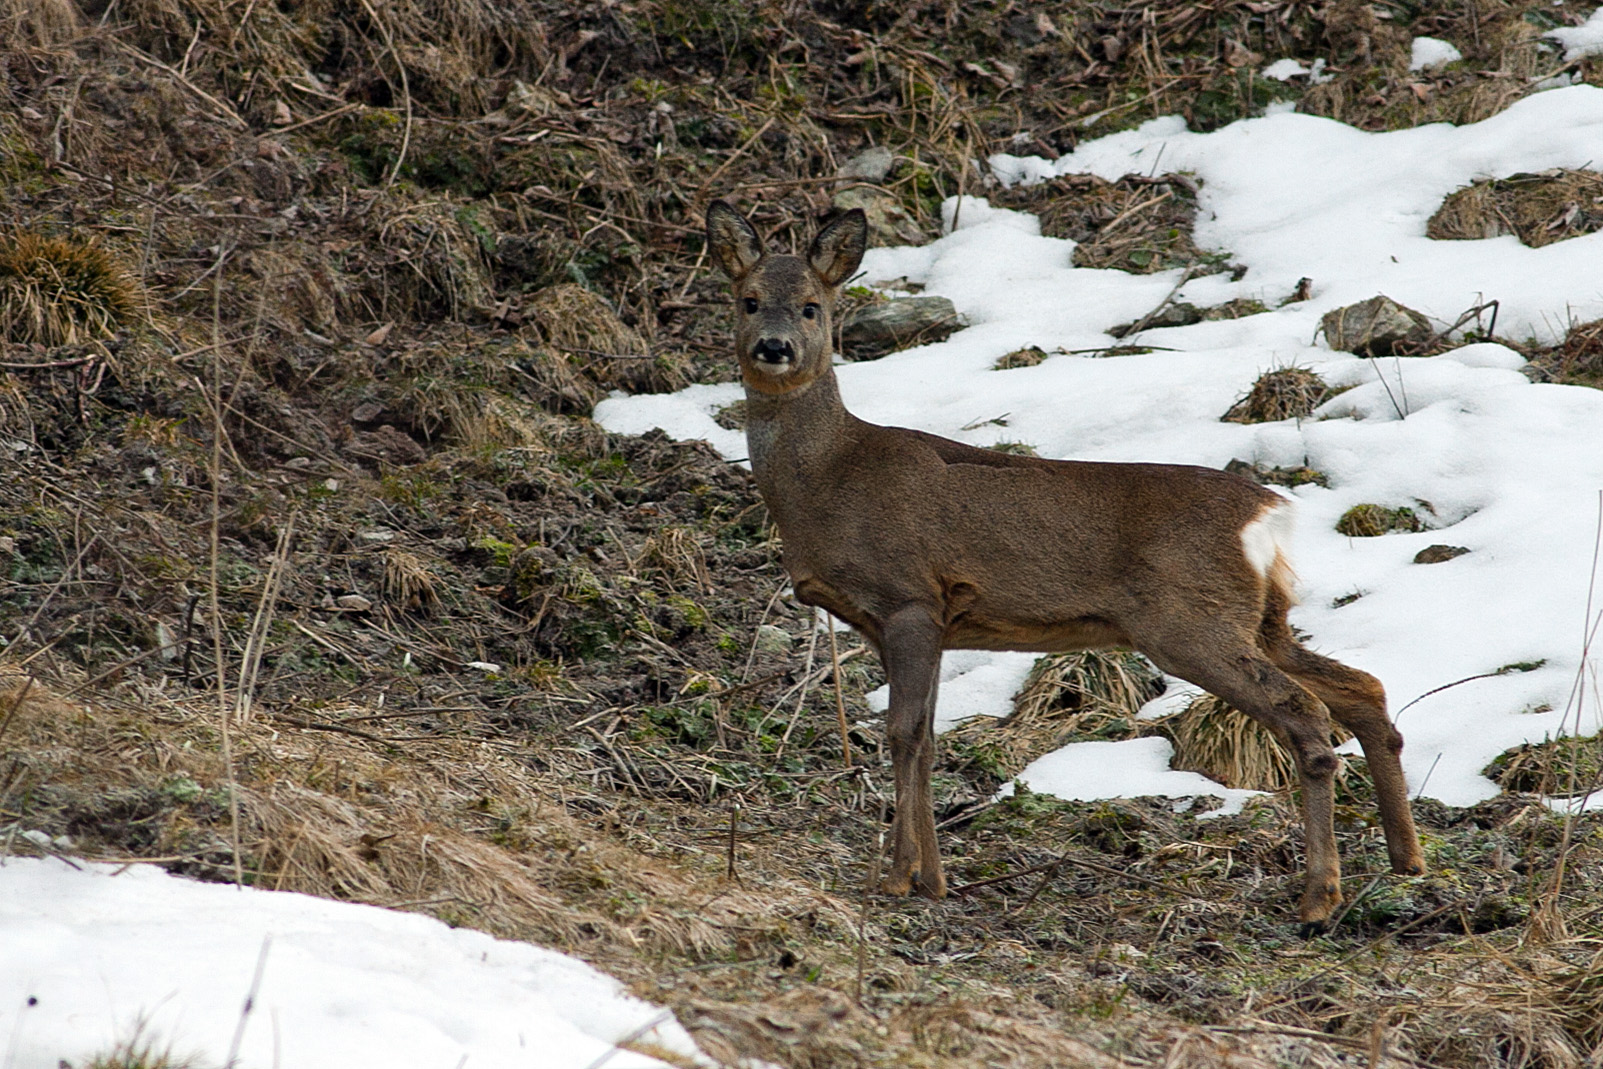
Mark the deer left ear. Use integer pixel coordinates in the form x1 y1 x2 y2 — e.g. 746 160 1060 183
808 208 867 288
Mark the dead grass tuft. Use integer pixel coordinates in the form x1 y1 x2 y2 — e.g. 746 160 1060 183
1428 169 1603 248
364 200 494 322
1222 367 1331 423
0 0 81 48
0 231 143 346
992 174 1209 275
1524 316 1603 389
1485 736 1603 797
381 548 440 613
947 651 1161 777
1151 694 1349 793
528 284 688 396
640 526 711 593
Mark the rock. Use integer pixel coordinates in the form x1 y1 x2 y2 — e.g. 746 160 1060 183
1320 296 1434 356
838 145 895 183
754 624 793 655
1223 459 1329 488
335 594 373 612
841 297 964 359
343 425 426 466
831 187 925 247
1109 302 1203 338
1414 544 1470 564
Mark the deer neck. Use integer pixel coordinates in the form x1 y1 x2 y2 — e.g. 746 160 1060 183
744 365 851 503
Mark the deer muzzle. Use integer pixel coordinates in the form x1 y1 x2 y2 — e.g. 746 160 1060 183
751 337 796 368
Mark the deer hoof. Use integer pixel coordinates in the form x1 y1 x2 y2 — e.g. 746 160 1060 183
911 871 947 899
1391 854 1426 876
1297 919 1329 939
1298 881 1342 930
879 872 913 896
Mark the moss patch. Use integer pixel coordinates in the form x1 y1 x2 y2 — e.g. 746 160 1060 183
1336 504 1428 537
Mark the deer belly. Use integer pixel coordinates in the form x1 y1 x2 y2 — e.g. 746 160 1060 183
943 614 1132 653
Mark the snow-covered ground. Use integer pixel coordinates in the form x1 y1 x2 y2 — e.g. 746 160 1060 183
597 85 1603 814
0 857 705 1069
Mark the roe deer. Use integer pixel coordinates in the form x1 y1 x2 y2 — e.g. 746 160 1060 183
704 200 1425 927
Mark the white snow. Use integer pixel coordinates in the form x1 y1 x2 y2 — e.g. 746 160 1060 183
1546 9 1603 61
1003 738 1262 817
1261 57 1332 84
0 858 706 1069
595 87 1603 813
1262 58 1311 81
1409 36 1463 71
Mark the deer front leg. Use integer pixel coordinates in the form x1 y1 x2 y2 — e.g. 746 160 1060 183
879 606 946 899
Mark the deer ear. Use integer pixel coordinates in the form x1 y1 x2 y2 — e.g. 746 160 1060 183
808 208 867 288
705 200 764 281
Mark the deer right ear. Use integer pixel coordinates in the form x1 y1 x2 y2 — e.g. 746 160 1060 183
706 200 764 282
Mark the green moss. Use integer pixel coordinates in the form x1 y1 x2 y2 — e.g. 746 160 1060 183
1335 504 1427 537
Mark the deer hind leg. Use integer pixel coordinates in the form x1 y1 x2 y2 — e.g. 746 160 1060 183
1145 636 1344 928
878 606 946 899
1271 644 1426 877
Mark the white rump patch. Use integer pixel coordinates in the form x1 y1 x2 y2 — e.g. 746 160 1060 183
1240 498 1296 580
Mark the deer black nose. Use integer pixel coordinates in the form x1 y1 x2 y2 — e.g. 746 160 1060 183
752 337 795 364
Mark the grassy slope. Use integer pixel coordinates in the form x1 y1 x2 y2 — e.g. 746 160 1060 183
2 1 1603 1066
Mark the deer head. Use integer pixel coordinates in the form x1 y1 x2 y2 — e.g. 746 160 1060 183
705 200 867 397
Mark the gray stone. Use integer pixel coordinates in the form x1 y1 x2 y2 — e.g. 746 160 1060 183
841 297 965 359
1413 544 1470 564
754 624 793 655
838 145 895 183
831 186 925 247
1321 295 1434 356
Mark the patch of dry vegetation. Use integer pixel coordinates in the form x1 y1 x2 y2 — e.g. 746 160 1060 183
992 174 1211 275
1221 366 1331 424
0 232 143 345
1524 316 1603 389
1429 168 1603 247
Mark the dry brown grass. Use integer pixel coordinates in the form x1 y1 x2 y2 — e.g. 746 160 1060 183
381 548 441 613
945 651 1161 777
0 231 143 346
1221 367 1331 424
1428 169 1603 248
992 174 1207 275
1525 316 1603 389
528 283 689 395
0 0 81 48
1151 694 1350 794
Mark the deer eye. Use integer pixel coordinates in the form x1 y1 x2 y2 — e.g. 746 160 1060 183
802 303 819 320
743 297 758 314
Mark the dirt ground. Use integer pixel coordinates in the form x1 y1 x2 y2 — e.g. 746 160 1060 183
3 1 1603 1066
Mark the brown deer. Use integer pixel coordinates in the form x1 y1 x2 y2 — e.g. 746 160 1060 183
704 199 1425 928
